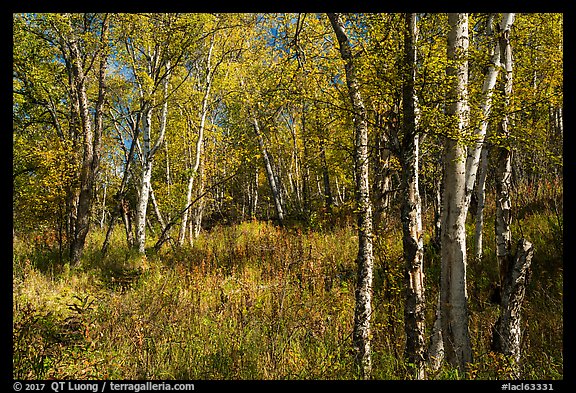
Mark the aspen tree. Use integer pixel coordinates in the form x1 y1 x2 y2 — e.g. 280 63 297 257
440 12 473 373
327 13 374 379
400 12 426 380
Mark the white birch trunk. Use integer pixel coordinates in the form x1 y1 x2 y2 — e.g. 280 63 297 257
135 106 154 254
463 14 510 208
495 14 515 287
179 40 213 246
190 164 206 244
149 185 166 230
135 59 171 254
492 239 534 376
328 13 374 379
100 179 107 229
428 293 444 371
473 141 490 262
400 12 426 380
253 117 285 224
440 13 473 373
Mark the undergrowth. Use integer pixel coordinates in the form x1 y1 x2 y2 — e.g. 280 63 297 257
13 186 562 380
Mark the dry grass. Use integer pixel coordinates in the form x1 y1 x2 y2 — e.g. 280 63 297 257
13 186 563 379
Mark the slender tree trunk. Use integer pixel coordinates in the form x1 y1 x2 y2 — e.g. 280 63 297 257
179 39 213 245
100 180 107 229
495 14 515 288
149 185 166 230
249 167 259 218
463 14 508 207
432 177 442 250
287 112 302 213
135 59 171 254
440 13 473 374
320 138 334 213
101 114 140 256
69 16 108 264
190 163 206 244
474 140 490 263
120 197 134 248
328 13 374 379
372 119 392 230
400 13 426 380
253 117 285 225
301 123 312 218
135 106 154 254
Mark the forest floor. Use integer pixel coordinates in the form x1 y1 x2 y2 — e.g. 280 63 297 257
13 186 562 380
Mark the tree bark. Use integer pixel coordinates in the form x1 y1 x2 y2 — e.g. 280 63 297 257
179 38 214 245
320 138 334 213
101 114 140 256
440 13 473 374
427 293 444 371
134 58 171 254
135 106 154 254
249 167 259 218
372 119 392 230
491 239 534 374
253 116 285 225
69 15 109 264
495 14 515 288
149 185 166 230
328 12 374 379
400 12 426 380
463 14 508 207
473 140 490 263
190 162 206 243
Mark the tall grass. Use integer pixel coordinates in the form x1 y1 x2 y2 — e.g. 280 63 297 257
13 183 562 379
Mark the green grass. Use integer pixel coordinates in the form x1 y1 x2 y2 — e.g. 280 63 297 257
13 189 563 380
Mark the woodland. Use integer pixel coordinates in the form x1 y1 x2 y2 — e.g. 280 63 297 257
12 13 563 380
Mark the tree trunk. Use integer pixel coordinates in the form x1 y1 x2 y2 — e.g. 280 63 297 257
69 15 108 264
253 117 285 225
463 14 509 207
433 177 442 250
100 179 107 229
495 14 515 288
179 39 213 245
190 163 206 244
400 12 426 380
101 114 140 256
440 13 473 374
427 293 444 371
372 121 392 230
134 59 171 254
320 138 334 214
149 185 166 230
249 167 259 218
491 239 534 374
135 105 153 254
328 13 374 379
473 140 490 263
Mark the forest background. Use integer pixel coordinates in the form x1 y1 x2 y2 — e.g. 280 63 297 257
12 12 563 380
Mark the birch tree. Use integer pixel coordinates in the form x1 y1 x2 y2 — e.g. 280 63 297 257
468 14 515 263
494 13 515 288
133 57 171 254
178 36 215 245
251 114 286 224
440 12 473 373
327 12 374 379
399 12 426 380
119 13 196 254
